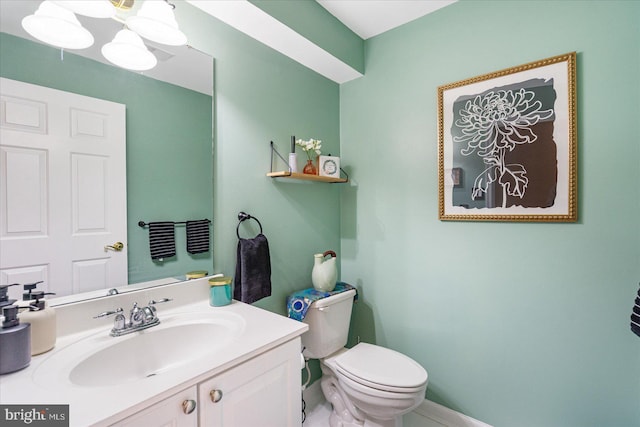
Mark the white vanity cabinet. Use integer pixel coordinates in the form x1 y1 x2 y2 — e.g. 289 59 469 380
110 387 198 427
199 338 301 427
109 338 301 427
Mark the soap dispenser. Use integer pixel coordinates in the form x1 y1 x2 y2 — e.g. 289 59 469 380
19 282 56 355
0 304 31 374
0 283 20 309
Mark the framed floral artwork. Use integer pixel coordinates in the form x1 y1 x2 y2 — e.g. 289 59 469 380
438 52 577 222
319 155 340 178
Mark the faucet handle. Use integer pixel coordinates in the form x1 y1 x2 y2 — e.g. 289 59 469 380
149 298 172 305
129 301 143 321
94 307 123 319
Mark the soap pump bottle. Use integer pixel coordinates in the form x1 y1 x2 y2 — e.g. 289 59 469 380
0 283 20 310
19 282 56 356
0 304 31 374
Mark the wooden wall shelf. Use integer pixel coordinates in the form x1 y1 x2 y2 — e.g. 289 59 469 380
266 171 347 183
268 141 349 183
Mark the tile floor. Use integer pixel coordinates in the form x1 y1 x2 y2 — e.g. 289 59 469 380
303 399 332 427
302 398 433 427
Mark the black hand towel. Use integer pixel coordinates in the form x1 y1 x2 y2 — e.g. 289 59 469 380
148 221 176 260
234 234 271 304
186 220 210 254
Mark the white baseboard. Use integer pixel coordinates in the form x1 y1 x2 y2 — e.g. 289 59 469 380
303 380 492 427
411 400 492 427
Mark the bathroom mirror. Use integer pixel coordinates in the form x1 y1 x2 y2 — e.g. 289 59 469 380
0 1 214 305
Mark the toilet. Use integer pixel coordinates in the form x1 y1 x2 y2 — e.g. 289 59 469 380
302 289 428 427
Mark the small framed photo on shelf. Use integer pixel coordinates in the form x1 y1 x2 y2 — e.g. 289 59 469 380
318 155 340 178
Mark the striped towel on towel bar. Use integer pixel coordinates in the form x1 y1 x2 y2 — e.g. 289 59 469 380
148 221 176 260
186 220 210 254
631 284 640 338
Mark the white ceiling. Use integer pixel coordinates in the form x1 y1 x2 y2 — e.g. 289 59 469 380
318 0 457 40
188 0 457 84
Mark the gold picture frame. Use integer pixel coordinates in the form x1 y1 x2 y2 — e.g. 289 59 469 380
438 52 577 222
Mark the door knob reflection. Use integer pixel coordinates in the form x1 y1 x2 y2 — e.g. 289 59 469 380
104 242 124 252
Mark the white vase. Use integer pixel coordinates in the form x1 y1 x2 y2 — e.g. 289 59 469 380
311 250 337 292
288 153 298 173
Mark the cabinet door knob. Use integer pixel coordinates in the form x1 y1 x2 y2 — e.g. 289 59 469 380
210 389 223 403
182 399 197 414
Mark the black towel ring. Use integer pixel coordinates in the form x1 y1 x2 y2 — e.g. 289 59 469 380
236 212 263 239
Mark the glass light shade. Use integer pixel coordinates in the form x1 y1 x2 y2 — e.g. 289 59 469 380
21 1 94 49
126 0 187 46
52 1 116 18
101 29 158 71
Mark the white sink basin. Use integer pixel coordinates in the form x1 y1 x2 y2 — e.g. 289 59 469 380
33 311 245 388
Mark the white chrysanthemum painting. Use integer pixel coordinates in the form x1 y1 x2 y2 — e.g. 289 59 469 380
450 80 557 209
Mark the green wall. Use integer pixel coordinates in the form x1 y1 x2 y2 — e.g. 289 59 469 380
0 33 213 285
340 1 640 426
176 3 342 317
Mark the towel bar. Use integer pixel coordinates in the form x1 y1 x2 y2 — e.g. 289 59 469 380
138 219 211 228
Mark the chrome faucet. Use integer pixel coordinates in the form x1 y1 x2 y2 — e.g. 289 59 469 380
94 298 172 337
129 302 145 327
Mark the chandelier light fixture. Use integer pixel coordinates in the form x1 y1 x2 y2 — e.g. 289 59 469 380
21 1 95 50
126 0 187 46
102 28 158 71
51 1 117 19
20 0 187 71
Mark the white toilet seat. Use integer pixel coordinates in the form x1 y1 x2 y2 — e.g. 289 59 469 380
336 367 426 398
336 366 426 394
328 343 428 394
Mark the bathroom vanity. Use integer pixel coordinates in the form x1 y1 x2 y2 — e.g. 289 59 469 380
110 339 300 427
0 278 308 426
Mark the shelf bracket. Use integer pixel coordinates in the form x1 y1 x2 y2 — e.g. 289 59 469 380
338 166 349 183
270 141 291 175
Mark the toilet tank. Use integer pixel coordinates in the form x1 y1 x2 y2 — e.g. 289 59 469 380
301 289 356 359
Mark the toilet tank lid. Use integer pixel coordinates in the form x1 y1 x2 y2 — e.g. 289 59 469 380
335 342 427 389
310 288 356 309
